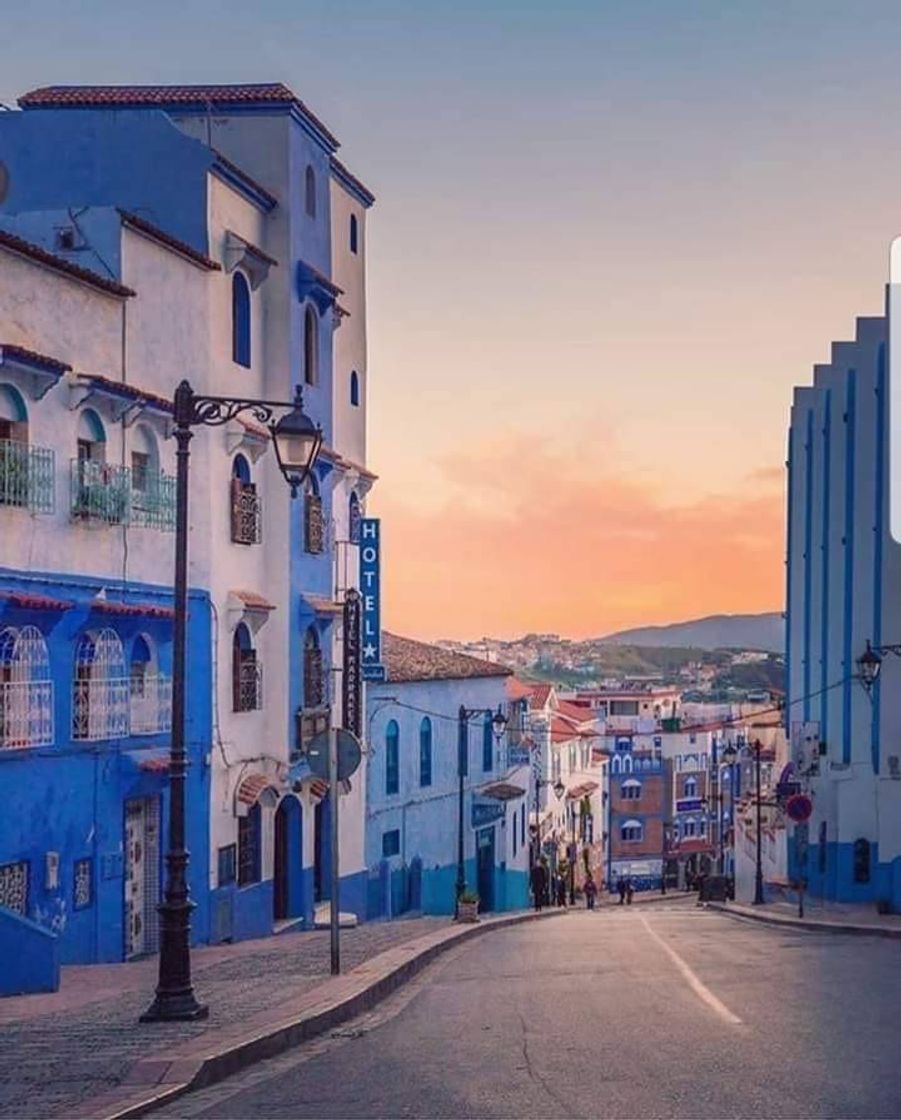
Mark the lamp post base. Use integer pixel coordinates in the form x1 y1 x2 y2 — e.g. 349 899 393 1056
141 991 208 1023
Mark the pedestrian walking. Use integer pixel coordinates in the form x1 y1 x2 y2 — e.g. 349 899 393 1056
625 877 634 905
556 874 567 907
530 859 549 912
617 875 626 905
584 872 598 910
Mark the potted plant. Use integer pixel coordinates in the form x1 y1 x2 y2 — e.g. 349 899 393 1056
457 889 480 923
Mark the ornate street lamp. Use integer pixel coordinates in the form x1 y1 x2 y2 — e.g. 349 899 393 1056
141 380 321 1022
455 705 508 918
857 640 884 692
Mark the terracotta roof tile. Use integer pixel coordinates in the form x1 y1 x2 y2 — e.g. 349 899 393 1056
506 678 534 702
0 344 71 376
0 590 73 612
236 772 277 806
74 373 173 413
19 83 339 150
527 683 554 711
231 590 276 612
383 632 511 684
557 700 594 724
0 228 135 298
91 599 174 619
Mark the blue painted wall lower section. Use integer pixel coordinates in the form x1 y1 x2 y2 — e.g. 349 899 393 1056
368 858 527 920
790 839 901 912
0 905 59 995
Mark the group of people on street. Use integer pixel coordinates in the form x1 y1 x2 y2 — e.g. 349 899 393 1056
529 858 599 911
615 874 635 905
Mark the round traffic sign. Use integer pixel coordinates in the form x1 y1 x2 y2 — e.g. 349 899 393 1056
306 730 363 783
785 793 813 823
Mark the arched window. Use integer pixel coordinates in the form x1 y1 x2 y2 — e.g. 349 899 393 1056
304 305 318 386
303 625 324 708
482 713 494 772
0 624 52 747
0 383 27 443
238 802 262 886
621 819 643 843
130 424 160 523
73 628 127 740
684 776 698 798
232 272 251 368
349 213 358 253
349 492 361 544
232 622 261 712
621 779 642 801
0 384 41 511
350 370 360 407
76 409 106 465
419 717 432 787
385 719 399 795
303 473 324 554
129 634 167 734
305 165 316 218
231 454 261 545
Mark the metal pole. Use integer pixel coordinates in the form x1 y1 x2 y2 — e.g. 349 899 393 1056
142 384 206 1022
328 723 340 974
712 739 721 874
455 706 466 917
753 743 765 905
568 807 576 905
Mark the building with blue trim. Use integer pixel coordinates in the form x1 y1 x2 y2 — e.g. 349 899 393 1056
366 634 532 918
786 302 901 910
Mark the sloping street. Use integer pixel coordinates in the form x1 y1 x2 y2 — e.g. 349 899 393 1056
158 901 901 1119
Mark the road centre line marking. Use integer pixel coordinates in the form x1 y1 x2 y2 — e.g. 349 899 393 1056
639 915 742 1026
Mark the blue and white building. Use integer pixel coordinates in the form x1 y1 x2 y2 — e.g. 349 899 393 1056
0 82 376 982
786 302 901 910
365 634 532 917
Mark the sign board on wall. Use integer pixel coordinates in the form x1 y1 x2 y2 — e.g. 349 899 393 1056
342 589 362 736
359 518 385 682
471 797 505 829
676 798 704 814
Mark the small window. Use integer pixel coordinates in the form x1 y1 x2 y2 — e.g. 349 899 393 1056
232 272 251 368
419 717 432 787
621 821 643 843
349 492 362 544
684 777 698 798
853 837 871 884
238 805 261 886
382 829 400 858
350 370 360 407
304 305 319 386
218 844 237 887
386 719 399 795
304 477 324 554
232 623 261 712
305 165 316 218
73 858 92 910
482 714 493 772
350 213 359 253
303 626 324 708
130 634 153 700
621 780 641 801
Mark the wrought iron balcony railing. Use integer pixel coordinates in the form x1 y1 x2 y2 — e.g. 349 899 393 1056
70 460 176 530
0 439 55 513
0 680 54 748
129 675 173 734
72 677 130 741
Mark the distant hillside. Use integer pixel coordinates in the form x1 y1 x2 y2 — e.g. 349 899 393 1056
598 613 784 653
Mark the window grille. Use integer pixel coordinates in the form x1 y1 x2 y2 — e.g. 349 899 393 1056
73 858 92 910
305 492 324 553
0 860 28 915
0 439 55 513
295 705 330 756
233 651 262 712
238 806 261 886
70 460 175 530
129 673 172 734
231 478 262 545
0 625 53 748
73 629 129 741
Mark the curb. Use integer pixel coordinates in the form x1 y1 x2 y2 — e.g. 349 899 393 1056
705 902 901 939
76 909 568 1120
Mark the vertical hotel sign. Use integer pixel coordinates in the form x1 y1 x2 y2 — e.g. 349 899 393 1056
360 518 385 681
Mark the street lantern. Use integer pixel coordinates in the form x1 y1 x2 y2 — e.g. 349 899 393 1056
721 743 738 764
553 778 566 800
270 385 323 496
857 641 883 691
491 706 508 739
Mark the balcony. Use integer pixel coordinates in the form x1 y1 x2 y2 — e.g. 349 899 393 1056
129 675 172 734
230 479 262 545
233 658 263 713
0 680 54 748
72 677 130 741
70 460 176 530
0 439 55 513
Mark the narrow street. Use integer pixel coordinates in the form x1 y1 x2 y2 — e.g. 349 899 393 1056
158 901 901 1120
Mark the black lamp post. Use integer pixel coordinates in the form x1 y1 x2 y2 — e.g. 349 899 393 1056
567 801 577 905
456 705 507 918
721 743 738 883
753 739 765 906
141 380 321 1022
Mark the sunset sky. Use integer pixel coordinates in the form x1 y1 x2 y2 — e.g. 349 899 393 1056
4 1 900 639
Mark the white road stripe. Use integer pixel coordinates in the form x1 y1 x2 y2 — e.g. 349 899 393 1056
639 915 742 1026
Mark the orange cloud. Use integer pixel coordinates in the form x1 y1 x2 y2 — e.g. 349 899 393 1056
371 437 785 641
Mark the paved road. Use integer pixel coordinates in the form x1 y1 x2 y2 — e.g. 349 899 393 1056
158 900 901 1119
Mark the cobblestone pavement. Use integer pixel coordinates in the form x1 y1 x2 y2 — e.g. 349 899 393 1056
0 916 448 1119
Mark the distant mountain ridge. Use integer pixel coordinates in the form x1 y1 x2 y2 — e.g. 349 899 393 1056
597 612 784 653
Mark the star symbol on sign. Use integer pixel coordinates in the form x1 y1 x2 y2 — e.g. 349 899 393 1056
363 643 377 659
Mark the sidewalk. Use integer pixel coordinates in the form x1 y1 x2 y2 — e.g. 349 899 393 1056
0 910 563 1120
707 897 901 937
